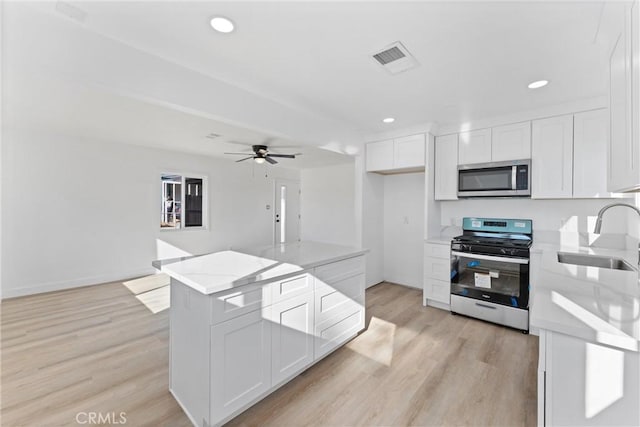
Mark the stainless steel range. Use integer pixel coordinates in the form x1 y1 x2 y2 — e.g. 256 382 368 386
450 217 532 333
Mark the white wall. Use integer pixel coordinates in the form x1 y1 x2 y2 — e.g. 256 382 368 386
300 163 357 247
383 173 425 289
361 171 385 288
440 198 630 237
1 128 299 298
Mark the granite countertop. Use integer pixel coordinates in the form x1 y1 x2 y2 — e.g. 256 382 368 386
425 227 460 245
530 242 640 351
159 241 368 295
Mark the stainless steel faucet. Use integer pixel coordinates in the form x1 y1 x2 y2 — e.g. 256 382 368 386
593 202 640 266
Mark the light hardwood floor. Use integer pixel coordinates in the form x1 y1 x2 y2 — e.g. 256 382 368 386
1 281 537 426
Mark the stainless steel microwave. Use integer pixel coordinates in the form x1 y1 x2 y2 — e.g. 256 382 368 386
457 159 531 198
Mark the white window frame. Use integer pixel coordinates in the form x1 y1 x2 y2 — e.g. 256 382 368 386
159 171 208 232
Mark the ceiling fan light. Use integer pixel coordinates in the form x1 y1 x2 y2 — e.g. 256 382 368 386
254 157 266 164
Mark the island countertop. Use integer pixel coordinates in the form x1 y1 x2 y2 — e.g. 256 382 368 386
159 241 368 295
530 242 640 351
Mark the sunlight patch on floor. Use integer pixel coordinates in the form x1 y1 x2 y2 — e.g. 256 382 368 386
346 316 396 366
123 274 170 313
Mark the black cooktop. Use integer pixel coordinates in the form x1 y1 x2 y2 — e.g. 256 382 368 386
452 231 532 249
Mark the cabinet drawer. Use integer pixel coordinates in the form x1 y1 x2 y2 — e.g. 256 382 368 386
315 274 364 324
211 284 271 325
425 243 450 259
314 305 364 360
424 278 450 305
314 256 365 285
271 273 312 304
424 257 451 281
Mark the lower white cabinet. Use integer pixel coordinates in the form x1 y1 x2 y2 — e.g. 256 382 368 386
210 309 272 422
270 292 314 386
538 329 640 426
170 254 366 427
423 278 450 305
423 242 451 308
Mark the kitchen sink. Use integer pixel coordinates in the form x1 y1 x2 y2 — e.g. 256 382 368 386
557 252 636 271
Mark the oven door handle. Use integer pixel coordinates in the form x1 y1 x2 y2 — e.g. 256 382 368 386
451 251 529 265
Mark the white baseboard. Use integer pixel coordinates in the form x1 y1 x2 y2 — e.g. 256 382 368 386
1 267 158 300
426 299 451 311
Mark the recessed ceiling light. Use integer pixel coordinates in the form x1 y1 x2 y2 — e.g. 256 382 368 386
210 16 234 33
382 117 395 123
528 80 549 89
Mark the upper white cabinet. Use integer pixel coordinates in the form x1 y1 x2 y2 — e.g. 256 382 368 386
394 134 427 169
458 124 531 165
366 134 425 173
366 139 395 172
608 1 640 192
491 122 532 162
531 114 574 199
574 109 612 198
434 134 458 200
458 128 491 165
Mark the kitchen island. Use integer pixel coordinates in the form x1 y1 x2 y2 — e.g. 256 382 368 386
158 241 368 427
530 243 640 426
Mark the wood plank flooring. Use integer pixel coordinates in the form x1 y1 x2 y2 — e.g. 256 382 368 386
1 281 537 426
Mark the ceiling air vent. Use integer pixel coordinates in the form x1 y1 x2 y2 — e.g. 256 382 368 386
371 42 419 75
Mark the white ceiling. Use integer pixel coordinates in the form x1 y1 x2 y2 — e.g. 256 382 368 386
4 1 612 159
4 70 351 169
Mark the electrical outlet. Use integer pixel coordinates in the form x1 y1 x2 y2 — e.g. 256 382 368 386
403 216 409 225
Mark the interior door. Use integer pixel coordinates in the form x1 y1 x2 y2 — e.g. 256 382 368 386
274 179 300 244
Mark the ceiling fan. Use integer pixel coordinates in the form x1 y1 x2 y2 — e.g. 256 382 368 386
224 145 298 165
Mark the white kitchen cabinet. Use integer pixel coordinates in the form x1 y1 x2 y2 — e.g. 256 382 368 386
491 121 531 162
394 134 426 169
313 256 365 360
314 304 364 360
366 139 395 172
423 242 451 309
607 1 640 192
458 128 492 165
435 134 458 200
538 329 640 426
169 251 366 426
211 308 272 422
270 292 314 386
366 134 425 173
532 114 574 199
574 109 613 198
455 123 529 167
633 1 639 184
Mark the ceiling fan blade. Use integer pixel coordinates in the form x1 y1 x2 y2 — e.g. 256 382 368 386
235 156 254 163
267 154 296 159
225 152 253 155
265 156 278 164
